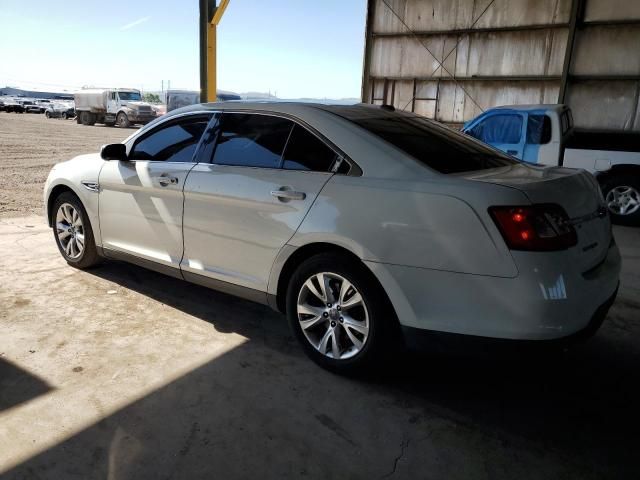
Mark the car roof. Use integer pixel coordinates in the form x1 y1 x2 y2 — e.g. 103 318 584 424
490 104 568 112
164 101 387 120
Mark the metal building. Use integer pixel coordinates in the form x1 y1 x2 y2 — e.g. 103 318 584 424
361 0 640 131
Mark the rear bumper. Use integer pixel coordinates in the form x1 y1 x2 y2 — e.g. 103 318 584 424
366 240 621 341
401 284 618 352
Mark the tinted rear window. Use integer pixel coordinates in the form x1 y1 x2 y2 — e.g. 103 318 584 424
333 108 517 174
282 125 338 172
526 115 552 144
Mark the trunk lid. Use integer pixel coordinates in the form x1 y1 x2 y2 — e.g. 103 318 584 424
465 164 611 271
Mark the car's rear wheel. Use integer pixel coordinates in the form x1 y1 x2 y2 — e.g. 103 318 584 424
52 192 101 269
286 252 399 374
601 174 640 226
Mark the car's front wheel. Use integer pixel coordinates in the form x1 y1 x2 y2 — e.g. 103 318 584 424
117 112 130 128
52 192 101 269
286 252 398 374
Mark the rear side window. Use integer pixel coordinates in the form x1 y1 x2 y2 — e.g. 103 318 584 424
129 114 212 162
336 109 517 174
560 110 573 135
282 125 338 172
212 113 293 168
469 114 523 144
526 115 552 144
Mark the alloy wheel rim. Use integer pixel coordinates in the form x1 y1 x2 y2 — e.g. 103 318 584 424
297 272 369 360
606 186 640 216
56 203 85 259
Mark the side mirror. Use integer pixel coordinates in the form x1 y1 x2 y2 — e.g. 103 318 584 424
100 143 128 161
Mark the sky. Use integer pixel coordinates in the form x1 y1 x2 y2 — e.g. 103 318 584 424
0 0 367 99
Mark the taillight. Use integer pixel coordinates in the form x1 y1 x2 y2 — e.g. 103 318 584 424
489 204 577 251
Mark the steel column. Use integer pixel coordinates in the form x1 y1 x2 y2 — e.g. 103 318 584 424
559 0 585 103
361 0 376 103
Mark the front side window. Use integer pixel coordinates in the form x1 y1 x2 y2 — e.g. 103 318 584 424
212 113 293 168
129 114 212 162
469 114 523 144
282 125 338 172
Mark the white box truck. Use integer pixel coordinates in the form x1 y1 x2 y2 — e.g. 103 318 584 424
165 89 242 112
74 88 156 127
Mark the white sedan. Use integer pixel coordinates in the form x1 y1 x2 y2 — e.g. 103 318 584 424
44 102 621 373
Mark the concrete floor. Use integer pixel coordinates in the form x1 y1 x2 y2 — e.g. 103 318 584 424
1 216 639 479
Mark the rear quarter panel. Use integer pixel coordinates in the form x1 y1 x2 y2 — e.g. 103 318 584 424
289 175 526 278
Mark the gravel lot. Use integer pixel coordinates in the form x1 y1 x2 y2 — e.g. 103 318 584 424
0 112 130 217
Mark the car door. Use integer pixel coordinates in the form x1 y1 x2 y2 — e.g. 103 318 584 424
106 91 118 115
182 112 339 293
466 112 525 159
98 112 213 271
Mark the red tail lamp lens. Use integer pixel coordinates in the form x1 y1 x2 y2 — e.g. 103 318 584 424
489 205 577 251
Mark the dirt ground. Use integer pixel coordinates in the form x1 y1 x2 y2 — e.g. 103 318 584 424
0 112 129 218
1 112 640 479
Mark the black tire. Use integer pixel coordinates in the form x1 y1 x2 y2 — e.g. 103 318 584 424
286 252 400 374
45 111 51 119
86 113 97 126
117 112 130 128
80 111 90 125
51 192 101 269
61 112 68 120
600 174 640 227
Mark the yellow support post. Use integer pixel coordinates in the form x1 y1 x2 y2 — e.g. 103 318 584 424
207 24 217 102
207 0 230 103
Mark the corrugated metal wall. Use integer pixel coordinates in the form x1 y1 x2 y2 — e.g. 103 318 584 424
361 0 640 130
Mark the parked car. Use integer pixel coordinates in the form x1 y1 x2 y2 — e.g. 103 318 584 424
45 103 75 119
44 103 620 373
463 104 640 226
4 100 25 113
22 100 44 113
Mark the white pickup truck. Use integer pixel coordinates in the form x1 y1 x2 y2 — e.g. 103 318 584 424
74 88 156 128
463 104 640 226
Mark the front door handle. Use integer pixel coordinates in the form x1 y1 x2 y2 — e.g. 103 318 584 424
153 174 179 187
271 188 306 201
507 150 518 156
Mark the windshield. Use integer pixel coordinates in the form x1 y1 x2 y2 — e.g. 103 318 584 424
118 91 141 101
332 106 518 174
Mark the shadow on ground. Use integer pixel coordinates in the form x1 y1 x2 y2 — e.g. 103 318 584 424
4 260 639 479
0 357 52 413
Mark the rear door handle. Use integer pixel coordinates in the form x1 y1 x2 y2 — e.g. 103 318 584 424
153 174 179 186
271 189 306 201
